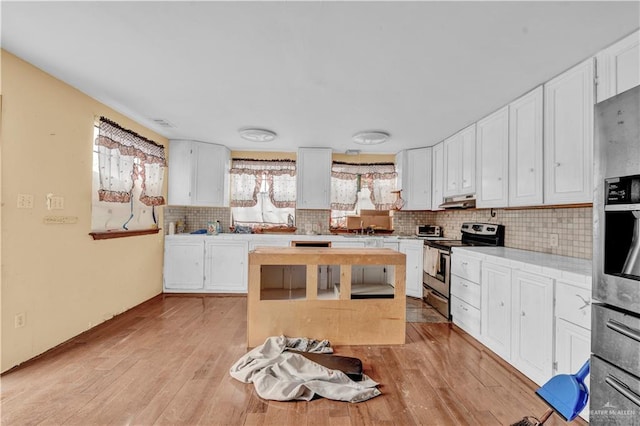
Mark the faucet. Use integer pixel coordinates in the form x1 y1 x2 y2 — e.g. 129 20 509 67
366 226 375 236
360 220 364 235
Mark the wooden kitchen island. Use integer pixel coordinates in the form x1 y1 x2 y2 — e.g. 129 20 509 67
247 247 406 347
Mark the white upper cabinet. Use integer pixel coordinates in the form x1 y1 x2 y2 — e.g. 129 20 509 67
296 147 332 209
509 86 544 207
443 124 476 197
544 59 594 205
396 147 432 210
476 106 509 208
431 142 444 211
596 29 640 103
168 140 230 207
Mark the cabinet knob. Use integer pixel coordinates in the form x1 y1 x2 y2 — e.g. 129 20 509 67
499 301 504 307
530 168 535 172
497 177 502 181
555 162 561 167
522 311 526 317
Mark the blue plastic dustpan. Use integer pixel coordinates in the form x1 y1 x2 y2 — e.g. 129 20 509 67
535 360 590 421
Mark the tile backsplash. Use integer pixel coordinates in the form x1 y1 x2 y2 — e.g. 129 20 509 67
163 205 593 259
434 207 592 259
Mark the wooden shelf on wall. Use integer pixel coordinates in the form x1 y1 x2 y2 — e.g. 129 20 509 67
89 228 161 240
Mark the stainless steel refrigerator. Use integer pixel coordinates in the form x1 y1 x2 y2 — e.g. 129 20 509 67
592 85 640 425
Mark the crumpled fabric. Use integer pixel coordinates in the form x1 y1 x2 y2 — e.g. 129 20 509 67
229 335 381 403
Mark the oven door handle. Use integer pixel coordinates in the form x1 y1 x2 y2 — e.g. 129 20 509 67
606 319 640 343
605 374 640 407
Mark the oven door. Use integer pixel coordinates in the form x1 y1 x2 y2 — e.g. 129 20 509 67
423 246 449 297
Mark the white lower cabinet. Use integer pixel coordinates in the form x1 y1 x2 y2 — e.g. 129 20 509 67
399 240 423 298
554 280 592 421
163 238 204 290
451 251 483 339
481 262 512 360
511 270 554 386
204 240 248 292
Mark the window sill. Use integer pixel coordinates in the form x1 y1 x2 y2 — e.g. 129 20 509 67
89 228 161 240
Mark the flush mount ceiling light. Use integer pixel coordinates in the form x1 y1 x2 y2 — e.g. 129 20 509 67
239 128 277 142
352 131 390 145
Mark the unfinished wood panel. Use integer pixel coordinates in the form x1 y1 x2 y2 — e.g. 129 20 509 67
247 248 406 347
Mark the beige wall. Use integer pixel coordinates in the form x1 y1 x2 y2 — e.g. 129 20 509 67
1 51 168 372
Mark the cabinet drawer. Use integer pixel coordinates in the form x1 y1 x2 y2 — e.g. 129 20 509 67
451 274 481 309
555 281 591 329
451 253 481 283
451 295 481 337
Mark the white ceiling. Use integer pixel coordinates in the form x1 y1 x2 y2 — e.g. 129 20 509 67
2 1 639 154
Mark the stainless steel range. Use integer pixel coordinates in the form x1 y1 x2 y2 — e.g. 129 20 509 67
422 223 504 319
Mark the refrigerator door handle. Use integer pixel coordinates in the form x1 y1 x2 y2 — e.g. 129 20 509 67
606 319 640 343
605 374 640 407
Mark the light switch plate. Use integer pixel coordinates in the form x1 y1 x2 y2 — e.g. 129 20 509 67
17 194 34 209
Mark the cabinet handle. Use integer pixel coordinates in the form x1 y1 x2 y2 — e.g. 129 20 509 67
607 319 640 343
461 262 468 266
461 305 468 312
462 283 468 287
605 374 640 407
575 294 590 310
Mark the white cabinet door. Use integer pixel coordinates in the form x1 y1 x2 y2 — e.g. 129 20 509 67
443 124 476 197
399 240 423 298
460 124 477 195
167 140 194 206
297 147 331 209
431 142 444 210
512 270 554 386
168 140 230 207
555 319 590 421
596 29 640 103
544 59 594 204
476 106 509 208
193 143 230 207
443 134 461 197
204 240 248 292
481 262 512 360
163 239 204 290
509 86 544 207
403 147 432 210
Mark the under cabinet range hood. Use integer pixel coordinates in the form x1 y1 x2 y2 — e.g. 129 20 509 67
438 194 476 209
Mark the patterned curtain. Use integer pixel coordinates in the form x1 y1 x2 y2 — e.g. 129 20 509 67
230 159 296 208
95 117 166 206
331 162 397 210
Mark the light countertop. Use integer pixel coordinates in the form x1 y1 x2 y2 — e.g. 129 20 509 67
452 246 592 287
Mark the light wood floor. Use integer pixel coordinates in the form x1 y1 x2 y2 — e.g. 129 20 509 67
1 295 586 425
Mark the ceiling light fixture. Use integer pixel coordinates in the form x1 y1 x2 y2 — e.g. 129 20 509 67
352 131 390 145
239 128 277 142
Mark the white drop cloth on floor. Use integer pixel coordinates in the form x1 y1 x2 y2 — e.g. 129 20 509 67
229 335 381 403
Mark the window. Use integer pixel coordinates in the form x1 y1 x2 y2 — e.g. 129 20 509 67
91 117 166 234
330 162 397 229
230 159 296 229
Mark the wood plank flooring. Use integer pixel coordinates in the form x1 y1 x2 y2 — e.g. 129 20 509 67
1 295 586 425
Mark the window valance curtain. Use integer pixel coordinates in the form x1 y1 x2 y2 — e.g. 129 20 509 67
331 162 397 210
95 117 166 206
229 159 296 208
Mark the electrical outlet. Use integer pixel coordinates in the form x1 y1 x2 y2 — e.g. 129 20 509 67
14 312 26 328
550 233 559 248
17 194 34 209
